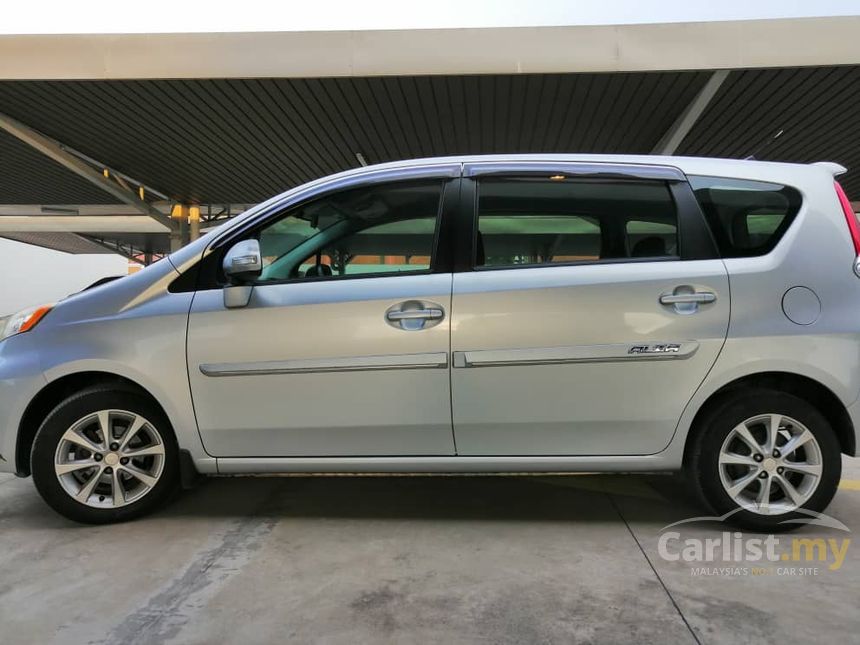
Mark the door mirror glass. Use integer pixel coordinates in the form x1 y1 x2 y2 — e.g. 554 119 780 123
223 239 262 283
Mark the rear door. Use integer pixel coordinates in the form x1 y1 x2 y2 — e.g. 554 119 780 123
450 162 729 456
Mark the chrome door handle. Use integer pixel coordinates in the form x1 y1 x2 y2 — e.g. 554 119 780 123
659 293 717 305
660 287 717 315
385 300 446 330
386 308 444 321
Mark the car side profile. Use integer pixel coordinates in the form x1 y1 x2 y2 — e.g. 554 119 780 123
0 154 857 529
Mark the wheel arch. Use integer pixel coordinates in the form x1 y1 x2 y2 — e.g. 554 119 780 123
16 371 172 476
682 371 856 468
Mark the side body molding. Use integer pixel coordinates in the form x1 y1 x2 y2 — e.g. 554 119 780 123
200 352 449 377
452 342 699 368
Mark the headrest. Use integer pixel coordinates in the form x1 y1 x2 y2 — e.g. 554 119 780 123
631 236 667 258
305 263 333 277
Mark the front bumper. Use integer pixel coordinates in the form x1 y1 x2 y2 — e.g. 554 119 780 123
0 333 47 474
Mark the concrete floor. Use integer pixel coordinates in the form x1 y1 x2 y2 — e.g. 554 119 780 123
1 459 858 644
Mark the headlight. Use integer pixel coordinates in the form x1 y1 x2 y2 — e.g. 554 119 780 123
0 304 54 342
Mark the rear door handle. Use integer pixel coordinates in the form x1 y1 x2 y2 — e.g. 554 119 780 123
659 292 717 305
660 287 717 314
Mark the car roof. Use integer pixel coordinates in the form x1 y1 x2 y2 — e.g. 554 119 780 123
361 152 825 174
167 153 839 272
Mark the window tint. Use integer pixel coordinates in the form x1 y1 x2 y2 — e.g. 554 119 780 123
257 180 443 282
476 178 678 267
688 175 802 257
626 219 678 258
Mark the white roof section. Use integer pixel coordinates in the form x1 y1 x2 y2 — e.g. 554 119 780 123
2 16 859 79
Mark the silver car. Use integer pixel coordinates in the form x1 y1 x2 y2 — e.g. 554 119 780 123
1 155 857 529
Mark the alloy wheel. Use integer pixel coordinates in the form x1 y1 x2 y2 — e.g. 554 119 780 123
53 409 166 509
718 413 823 515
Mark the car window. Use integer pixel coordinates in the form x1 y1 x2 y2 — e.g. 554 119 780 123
688 175 802 257
475 178 678 268
257 180 443 282
625 219 678 257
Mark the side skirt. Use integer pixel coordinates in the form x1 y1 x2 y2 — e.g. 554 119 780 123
214 454 680 475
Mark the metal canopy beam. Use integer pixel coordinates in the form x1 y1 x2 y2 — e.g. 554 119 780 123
1 17 859 79
0 216 169 234
83 235 166 265
0 111 177 231
0 203 252 217
652 69 730 155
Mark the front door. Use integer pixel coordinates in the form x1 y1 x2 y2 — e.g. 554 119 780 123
450 163 730 456
187 176 459 457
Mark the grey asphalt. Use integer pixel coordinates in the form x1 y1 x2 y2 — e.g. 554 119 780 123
1 459 858 644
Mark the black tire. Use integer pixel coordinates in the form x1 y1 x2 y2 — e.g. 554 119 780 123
31 386 180 524
687 389 841 533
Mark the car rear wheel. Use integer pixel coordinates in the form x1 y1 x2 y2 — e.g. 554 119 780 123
31 386 180 524
687 389 841 532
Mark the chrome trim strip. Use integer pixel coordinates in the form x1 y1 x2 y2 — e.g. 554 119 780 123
200 352 449 377
215 454 675 474
464 161 685 182
452 342 699 368
209 163 462 249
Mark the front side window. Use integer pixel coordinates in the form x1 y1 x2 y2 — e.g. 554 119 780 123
688 175 802 257
256 180 443 282
475 177 678 268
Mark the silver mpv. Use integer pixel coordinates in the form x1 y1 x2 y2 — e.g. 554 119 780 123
1 155 858 530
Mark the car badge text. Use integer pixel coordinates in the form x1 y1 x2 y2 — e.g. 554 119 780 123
628 343 682 355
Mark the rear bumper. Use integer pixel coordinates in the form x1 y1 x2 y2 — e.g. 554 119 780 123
0 334 46 474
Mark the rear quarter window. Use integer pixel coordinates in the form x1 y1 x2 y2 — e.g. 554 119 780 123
688 175 802 257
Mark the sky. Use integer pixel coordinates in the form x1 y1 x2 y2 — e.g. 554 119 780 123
1 0 859 35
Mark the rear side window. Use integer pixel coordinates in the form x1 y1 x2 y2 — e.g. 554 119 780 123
475 178 678 268
688 175 802 257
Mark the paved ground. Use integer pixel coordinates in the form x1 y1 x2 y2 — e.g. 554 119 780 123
1 458 859 644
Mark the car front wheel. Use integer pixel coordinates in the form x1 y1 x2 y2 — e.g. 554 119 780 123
31 386 180 524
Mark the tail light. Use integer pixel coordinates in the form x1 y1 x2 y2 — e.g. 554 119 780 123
835 181 860 276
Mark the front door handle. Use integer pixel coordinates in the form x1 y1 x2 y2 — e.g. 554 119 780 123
386 308 444 321
660 287 717 314
385 300 446 331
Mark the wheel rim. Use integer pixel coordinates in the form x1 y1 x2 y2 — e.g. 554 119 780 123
54 409 166 509
718 413 823 516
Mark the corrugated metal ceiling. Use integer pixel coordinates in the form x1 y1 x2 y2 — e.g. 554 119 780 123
0 130 120 204
0 72 708 204
0 231 116 254
0 67 857 206
679 65 860 197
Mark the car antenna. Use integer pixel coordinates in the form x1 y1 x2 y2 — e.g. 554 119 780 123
744 128 785 160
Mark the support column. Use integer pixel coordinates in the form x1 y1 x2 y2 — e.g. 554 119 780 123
189 205 201 242
170 204 190 251
652 69 730 155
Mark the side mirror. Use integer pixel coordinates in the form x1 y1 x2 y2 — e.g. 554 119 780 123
223 239 262 282
222 239 262 309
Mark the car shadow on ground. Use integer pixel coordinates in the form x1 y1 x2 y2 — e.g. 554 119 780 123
1 472 705 530
4 472 855 537
156 473 705 526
